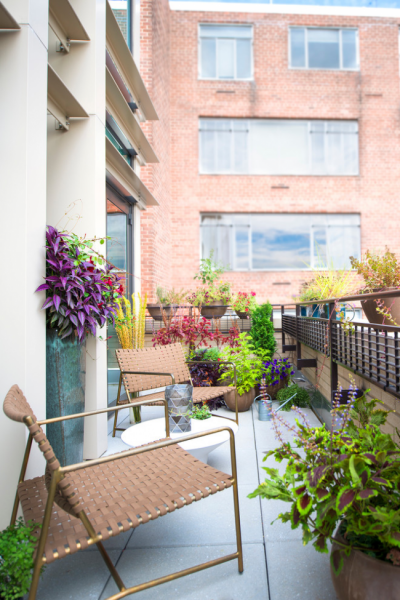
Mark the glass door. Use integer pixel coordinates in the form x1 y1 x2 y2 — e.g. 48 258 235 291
106 185 134 406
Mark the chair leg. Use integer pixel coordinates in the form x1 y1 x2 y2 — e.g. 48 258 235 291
112 407 119 437
228 430 244 573
79 511 126 592
28 472 59 600
112 374 124 437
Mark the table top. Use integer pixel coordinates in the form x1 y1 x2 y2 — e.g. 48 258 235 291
121 415 239 451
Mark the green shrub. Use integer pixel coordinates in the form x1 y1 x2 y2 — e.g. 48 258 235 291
0 518 42 600
276 384 310 411
249 302 277 358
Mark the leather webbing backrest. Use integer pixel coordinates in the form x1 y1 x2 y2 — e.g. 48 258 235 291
116 343 191 394
3 385 83 515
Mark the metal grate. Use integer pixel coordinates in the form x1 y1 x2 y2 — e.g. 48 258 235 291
282 315 329 356
331 321 400 396
282 315 297 339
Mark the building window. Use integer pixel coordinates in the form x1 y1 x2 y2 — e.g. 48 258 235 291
110 0 132 49
201 213 360 271
199 24 253 80
199 119 359 176
289 27 359 70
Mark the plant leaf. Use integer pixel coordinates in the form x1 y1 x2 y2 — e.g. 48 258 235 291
336 487 356 513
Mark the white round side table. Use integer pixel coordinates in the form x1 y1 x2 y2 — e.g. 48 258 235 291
121 416 238 463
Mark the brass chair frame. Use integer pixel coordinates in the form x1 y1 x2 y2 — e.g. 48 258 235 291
112 358 238 437
9 397 243 599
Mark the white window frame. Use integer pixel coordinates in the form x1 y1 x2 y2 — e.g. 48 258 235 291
289 27 360 71
200 214 361 272
198 23 254 81
199 118 359 177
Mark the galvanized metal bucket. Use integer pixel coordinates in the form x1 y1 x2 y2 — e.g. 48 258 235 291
255 393 272 421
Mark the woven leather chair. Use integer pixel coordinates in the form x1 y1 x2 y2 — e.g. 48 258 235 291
4 385 243 600
112 342 238 437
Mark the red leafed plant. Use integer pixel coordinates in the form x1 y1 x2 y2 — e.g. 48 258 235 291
152 315 240 350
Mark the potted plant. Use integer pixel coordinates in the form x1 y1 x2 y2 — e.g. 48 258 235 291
249 383 400 600
147 287 187 321
219 333 270 412
276 382 310 411
262 357 295 399
298 269 356 318
350 248 400 325
231 291 257 319
35 226 122 466
188 252 231 319
0 518 43 600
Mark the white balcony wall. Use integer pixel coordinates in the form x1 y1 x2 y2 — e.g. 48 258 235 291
46 0 107 460
0 0 48 529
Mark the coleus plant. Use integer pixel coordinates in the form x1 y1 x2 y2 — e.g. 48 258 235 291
249 382 400 574
36 226 123 342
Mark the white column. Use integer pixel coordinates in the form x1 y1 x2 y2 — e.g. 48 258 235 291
0 1 48 528
46 0 107 459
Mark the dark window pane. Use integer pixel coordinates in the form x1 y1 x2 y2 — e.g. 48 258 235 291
201 38 216 78
308 29 340 69
290 28 305 67
107 212 127 272
236 39 251 78
342 30 357 69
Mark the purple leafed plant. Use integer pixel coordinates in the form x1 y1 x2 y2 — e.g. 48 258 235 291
36 226 123 342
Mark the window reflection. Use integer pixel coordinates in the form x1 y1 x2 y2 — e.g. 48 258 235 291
201 213 361 271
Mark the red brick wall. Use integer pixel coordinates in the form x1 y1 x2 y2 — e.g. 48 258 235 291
142 6 400 304
139 0 172 301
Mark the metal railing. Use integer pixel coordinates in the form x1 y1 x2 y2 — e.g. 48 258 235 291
280 291 400 399
144 304 276 335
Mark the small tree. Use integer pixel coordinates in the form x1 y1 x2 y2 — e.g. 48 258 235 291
249 302 277 357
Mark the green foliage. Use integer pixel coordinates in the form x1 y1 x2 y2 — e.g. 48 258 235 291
277 384 310 411
219 333 270 395
156 286 187 305
202 347 221 361
67 232 108 267
248 389 400 575
193 251 227 287
298 269 356 302
350 247 400 292
191 404 212 420
0 518 42 599
249 302 277 357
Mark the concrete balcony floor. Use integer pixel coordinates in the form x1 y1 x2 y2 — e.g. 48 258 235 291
30 404 338 600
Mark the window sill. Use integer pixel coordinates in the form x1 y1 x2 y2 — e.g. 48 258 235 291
288 67 359 72
198 172 360 177
198 78 254 82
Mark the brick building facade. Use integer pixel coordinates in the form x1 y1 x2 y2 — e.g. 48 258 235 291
140 1 400 304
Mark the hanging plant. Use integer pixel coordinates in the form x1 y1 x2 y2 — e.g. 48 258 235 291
36 226 123 342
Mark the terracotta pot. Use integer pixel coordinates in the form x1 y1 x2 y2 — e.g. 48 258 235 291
258 377 289 400
147 303 174 321
224 387 255 412
201 301 227 320
235 310 250 319
331 532 400 600
361 288 400 326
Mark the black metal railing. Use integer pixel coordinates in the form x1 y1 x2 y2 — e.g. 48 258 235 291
145 305 254 335
281 291 400 399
